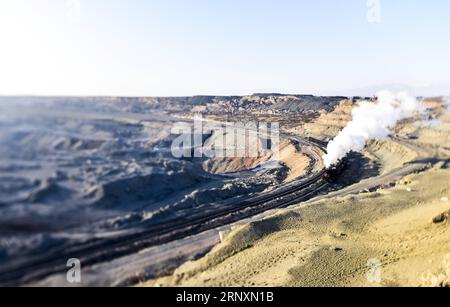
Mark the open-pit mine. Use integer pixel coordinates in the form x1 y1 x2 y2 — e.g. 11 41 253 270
0 94 449 287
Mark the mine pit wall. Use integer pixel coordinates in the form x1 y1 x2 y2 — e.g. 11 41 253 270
202 139 313 184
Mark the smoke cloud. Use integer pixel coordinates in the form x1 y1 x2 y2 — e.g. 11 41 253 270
323 91 422 168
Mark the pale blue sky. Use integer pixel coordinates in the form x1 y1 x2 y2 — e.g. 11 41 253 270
0 0 449 96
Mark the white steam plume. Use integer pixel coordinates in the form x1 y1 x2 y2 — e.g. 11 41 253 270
323 91 422 168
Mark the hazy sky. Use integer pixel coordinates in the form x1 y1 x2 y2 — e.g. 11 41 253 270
0 0 449 96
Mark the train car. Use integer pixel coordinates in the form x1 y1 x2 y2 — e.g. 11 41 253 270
323 158 348 182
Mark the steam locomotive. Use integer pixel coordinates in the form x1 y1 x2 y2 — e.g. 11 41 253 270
323 158 348 182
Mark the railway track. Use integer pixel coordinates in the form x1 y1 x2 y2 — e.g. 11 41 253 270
0 137 336 286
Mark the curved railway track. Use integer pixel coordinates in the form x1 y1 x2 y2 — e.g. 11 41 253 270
0 137 336 286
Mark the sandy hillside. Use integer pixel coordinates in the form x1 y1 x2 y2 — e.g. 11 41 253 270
143 98 450 287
